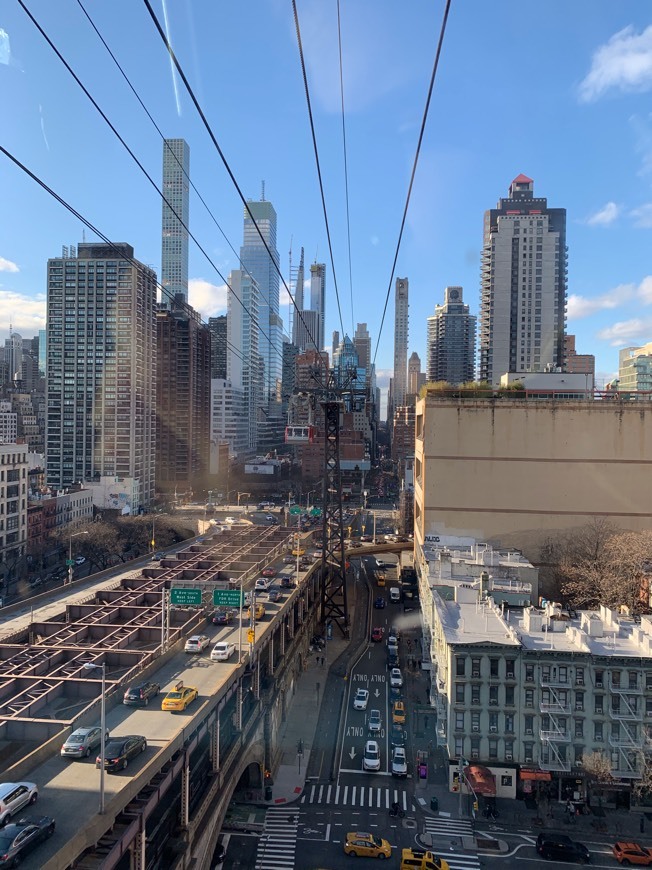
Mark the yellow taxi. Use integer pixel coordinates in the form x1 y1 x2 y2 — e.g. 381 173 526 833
291 547 305 557
376 572 387 587
246 602 266 621
392 699 406 724
344 832 392 859
161 682 198 712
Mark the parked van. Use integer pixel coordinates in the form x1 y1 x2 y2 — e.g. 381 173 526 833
389 586 401 602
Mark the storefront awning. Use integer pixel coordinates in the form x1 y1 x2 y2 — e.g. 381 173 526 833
520 770 552 782
464 764 496 796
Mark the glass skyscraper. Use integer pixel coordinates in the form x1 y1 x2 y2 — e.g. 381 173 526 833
161 139 190 304
239 198 282 408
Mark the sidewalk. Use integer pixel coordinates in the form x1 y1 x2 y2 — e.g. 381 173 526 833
269 575 364 804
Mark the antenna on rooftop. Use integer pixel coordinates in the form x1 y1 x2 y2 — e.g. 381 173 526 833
261 180 265 201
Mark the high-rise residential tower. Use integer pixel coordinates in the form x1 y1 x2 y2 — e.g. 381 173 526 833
426 286 476 386
161 139 190 305
479 175 567 385
408 351 425 396
227 269 262 452
393 277 409 407
310 263 326 351
239 196 282 408
156 295 211 494
353 323 371 379
208 315 227 380
46 243 157 510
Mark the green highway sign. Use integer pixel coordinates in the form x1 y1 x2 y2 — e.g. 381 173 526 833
213 589 243 608
310 508 322 517
65 559 75 567
170 587 202 606
289 505 302 515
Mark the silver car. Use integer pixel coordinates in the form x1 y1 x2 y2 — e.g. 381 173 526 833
61 726 107 759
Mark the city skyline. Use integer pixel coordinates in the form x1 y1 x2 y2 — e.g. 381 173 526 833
3 3 652 388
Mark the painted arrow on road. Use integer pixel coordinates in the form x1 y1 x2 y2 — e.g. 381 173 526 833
349 747 357 759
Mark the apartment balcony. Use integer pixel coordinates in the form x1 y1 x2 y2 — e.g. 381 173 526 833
540 729 571 743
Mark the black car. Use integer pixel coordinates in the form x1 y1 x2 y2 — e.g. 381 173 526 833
374 597 386 609
211 610 234 626
0 815 55 866
536 833 590 864
123 681 160 706
97 735 147 771
390 724 407 747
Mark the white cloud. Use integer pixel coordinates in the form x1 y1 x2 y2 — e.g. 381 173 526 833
0 291 46 339
188 278 227 318
597 317 652 346
637 276 652 303
630 203 652 228
374 367 392 389
579 25 652 103
585 201 620 226
567 283 634 319
0 257 19 273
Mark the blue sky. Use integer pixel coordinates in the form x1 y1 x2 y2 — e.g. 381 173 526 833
2 1 652 389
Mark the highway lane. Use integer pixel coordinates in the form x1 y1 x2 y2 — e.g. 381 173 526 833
15 589 295 870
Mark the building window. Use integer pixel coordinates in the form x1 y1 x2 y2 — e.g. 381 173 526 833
524 715 534 735
505 686 515 706
505 714 514 733
594 722 603 741
489 686 498 705
471 658 481 678
525 664 534 682
456 657 466 677
488 740 498 759
455 712 465 731
595 695 604 714
454 737 463 757
505 659 515 679
489 659 499 678
455 683 465 704
576 667 585 686
525 689 534 707
489 712 498 732
471 687 480 705
575 692 584 712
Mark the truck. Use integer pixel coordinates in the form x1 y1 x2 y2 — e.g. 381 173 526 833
400 849 450 870
400 566 417 583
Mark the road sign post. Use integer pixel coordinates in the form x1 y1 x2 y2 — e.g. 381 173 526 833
213 589 243 608
170 588 202 606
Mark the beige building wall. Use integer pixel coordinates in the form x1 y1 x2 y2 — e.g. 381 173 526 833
414 398 652 557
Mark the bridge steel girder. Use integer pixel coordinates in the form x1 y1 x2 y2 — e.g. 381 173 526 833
319 399 349 636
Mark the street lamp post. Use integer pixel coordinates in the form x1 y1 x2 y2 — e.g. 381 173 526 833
68 530 89 585
83 662 106 814
306 490 316 512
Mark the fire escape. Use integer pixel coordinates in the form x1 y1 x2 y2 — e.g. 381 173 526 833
609 670 644 779
539 666 571 772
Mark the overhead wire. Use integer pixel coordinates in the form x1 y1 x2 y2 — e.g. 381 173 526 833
371 0 453 367
0 142 249 367
73 0 266 328
140 0 328 383
17 0 276 371
291 0 345 341
336 0 355 337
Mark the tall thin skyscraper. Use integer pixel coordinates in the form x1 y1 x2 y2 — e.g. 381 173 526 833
426 286 476 385
479 175 567 385
408 351 423 396
292 247 305 346
46 243 157 509
393 277 409 407
239 196 282 407
161 138 190 304
310 262 326 351
227 269 262 451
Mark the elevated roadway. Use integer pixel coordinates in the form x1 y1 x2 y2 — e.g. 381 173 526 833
0 524 410 869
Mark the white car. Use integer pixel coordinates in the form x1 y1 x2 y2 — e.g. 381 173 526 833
224 516 236 524
353 688 369 710
391 746 408 777
211 641 236 662
74 555 86 565
184 634 210 653
390 668 403 689
363 740 381 771
368 709 382 734
0 782 38 826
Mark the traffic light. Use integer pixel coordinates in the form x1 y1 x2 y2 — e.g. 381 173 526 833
473 800 479 812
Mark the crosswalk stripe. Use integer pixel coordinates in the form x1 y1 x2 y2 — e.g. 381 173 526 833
255 807 299 870
302 784 411 811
